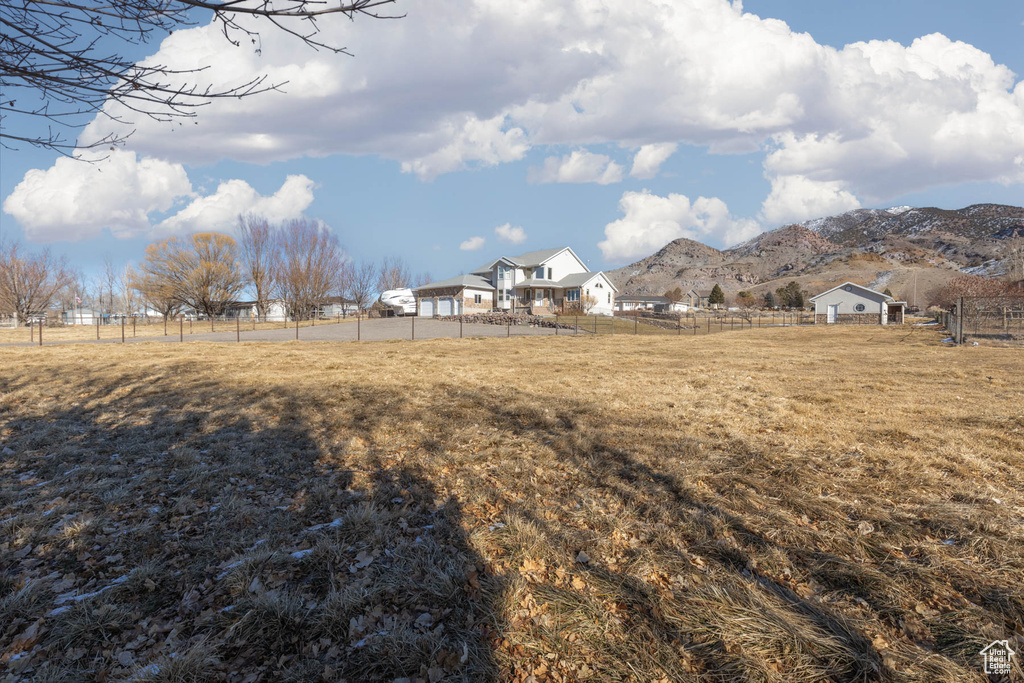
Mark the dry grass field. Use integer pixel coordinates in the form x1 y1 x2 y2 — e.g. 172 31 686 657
0 326 1021 682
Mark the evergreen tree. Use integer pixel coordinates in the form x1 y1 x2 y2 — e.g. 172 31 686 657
709 284 725 305
763 291 776 308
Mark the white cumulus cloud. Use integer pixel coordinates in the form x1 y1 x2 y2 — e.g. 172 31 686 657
759 174 861 225
527 150 624 185
2 150 314 242
598 190 761 263
156 175 315 234
31 0 1024 215
494 223 527 244
630 143 678 179
460 236 486 251
2 151 191 242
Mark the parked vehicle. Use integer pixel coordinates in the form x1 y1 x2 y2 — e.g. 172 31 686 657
379 288 417 316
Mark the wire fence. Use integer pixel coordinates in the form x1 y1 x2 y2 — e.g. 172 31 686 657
2 309 819 346
942 295 1024 344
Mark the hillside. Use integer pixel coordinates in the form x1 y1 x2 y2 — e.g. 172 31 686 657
607 203 1024 306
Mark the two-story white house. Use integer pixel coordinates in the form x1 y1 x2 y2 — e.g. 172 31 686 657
414 247 618 316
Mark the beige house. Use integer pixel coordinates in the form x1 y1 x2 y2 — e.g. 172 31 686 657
810 282 906 325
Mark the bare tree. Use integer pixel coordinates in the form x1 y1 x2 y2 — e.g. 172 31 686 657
0 240 74 323
274 218 344 320
117 264 140 316
1 0 399 154
348 260 377 313
237 214 278 320
377 256 412 291
931 274 1008 309
415 271 433 287
1006 234 1024 283
138 232 244 318
102 256 119 317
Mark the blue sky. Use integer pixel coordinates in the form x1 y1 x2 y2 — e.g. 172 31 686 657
2 0 1023 286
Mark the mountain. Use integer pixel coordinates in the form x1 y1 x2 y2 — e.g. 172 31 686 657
606 203 1024 307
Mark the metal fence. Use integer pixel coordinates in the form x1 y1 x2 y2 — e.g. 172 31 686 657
4 310 818 346
943 295 1024 344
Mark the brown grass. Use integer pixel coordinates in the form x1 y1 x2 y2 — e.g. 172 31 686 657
0 326 1021 681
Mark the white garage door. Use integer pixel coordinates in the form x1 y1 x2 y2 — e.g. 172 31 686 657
438 297 453 316
419 299 434 317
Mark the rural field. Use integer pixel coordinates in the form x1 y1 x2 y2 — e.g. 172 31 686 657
1 326 1022 682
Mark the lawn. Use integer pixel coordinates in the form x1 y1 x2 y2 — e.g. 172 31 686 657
0 318 355 345
1 326 1021 681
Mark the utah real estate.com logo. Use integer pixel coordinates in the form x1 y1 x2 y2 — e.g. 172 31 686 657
981 640 1016 676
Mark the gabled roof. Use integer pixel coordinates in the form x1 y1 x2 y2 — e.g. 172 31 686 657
413 274 493 291
809 281 894 302
557 271 619 292
511 247 571 266
470 247 587 274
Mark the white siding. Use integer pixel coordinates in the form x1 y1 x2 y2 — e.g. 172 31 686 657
542 250 588 281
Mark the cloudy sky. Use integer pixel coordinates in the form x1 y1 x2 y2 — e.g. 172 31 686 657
2 0 1023 282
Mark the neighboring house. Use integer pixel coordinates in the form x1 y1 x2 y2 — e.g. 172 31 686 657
62 308 101 325
614 295 688 312
810 282 906 325
415 247 618 316
317 296 358 318
225 300 289 321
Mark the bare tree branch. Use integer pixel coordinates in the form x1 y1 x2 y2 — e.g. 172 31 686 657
1 0 401 153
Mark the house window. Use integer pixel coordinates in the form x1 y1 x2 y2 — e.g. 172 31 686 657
608 292 611 304
854 303 865 312
566 289 580 302
535 267 544 279
474 294 482 304
536 289 543 303
498 265 506 279
547 267 552 279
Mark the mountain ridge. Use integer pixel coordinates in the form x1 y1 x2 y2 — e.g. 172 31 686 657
606 203 1024 307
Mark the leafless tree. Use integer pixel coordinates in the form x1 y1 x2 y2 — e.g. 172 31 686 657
117 264 140 316
377 256 412 291
102 256 119 317
274 218 345 319
0 239 74 323
1006 235 1024 283
348 259 377 313
1 0 400 154
414 271 433 287
237 214 278 320
138 232 244 318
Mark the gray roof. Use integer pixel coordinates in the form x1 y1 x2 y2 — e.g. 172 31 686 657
556 272 598 288
518 278 561 287
413 274 493 292
809 281 894 302
470 247 572 274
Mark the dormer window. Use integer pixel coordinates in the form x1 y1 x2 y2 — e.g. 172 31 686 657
534 267 544 279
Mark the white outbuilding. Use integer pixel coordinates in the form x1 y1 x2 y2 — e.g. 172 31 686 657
810 282 906 325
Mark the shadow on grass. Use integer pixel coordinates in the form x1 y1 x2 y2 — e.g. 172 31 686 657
1 365 1019 681
0 372 498 681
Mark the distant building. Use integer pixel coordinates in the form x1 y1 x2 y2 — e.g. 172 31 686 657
810 282 906 325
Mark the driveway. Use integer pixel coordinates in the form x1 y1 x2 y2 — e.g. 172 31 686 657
4 318 568 347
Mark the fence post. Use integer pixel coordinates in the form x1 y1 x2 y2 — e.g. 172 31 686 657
357 315 361 341
97 316 100 340
507 320 510 337
237 315 240 343
189 318 192 335
412 315 415 341
593 316 597 335
296 316 299 340
31 321 34 343
707 317 711 334
634 314 638 335
575 316 578 335
956 296 964 345
460 318 464 339
164 316 167 336
180 317 183 342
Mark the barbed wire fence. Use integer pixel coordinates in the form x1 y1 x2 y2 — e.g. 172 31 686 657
942 295 1024 344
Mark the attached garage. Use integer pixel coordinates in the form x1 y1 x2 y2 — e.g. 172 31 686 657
419 299 435 317
438 297 453 316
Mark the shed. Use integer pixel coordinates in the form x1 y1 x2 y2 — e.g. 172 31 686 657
809 282 905 325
